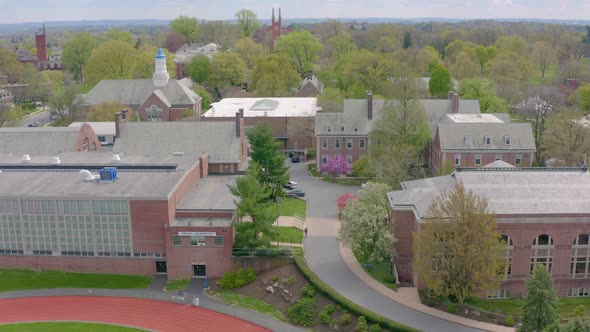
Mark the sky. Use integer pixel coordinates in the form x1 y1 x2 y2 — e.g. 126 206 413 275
0 0 589 24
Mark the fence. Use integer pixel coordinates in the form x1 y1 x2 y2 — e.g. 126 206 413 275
232 247 303 257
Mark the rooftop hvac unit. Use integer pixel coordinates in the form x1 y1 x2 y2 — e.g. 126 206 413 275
112 154 121 163
99 167 118 183
21 154 31 162
79 170 97 182
51 156 61 165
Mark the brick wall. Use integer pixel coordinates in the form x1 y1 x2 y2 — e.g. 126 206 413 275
74 123 102 152
316 136 369 170
0 255 156 275
130 200 170 253
390 209 419 284
442 151 534 169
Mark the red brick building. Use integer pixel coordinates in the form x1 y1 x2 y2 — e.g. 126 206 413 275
295 73 323 97
255 8 293 44
388 163 590 298
0 150 237 279
15 24 63 71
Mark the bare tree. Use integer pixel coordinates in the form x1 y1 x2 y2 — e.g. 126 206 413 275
531 41 557 78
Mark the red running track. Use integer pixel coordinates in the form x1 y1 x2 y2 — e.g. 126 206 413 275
0 296 271 332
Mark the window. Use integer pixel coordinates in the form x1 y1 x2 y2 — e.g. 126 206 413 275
82 137 89 152
501 235 514 279
515 154 522 166
327 125 332 133
353 124 359 132
464 136 472 145
454 154 461 166
321 139 328 149
487 289 511 299
347 139 353 149
475 154 481 166
322 155 327 164
147 105 162 122
504 136 511 145
335 139 340 149
91 142 96 151
190 236 205 246
484 136 492 145
495 154 502 161
346 155 353 164
173 236 181 246
98 136 106 142
568 288 590 297
571 234 590 279
531 234 554 273
359 138 365 149
215 236 223 247
340 125 345 132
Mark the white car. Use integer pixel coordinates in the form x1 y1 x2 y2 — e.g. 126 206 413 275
283 181 298 190
361 182 369 189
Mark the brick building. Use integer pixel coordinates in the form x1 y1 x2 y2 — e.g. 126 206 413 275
431 113 536 174
15 24 63 71
315 92 480 171
388 162 590 298
0 150 237 279
295 72 323 97
255 7 293 44
81 49 202 121
202 97 320 154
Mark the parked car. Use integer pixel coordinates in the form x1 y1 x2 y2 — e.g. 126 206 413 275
286 188 305 197
283 181 298 190
34 101 43 107
361 182 369 189
291 155 300 163
28 122 41 127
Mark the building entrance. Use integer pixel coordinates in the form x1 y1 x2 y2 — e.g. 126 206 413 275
193 264 206 277
155 261 167 273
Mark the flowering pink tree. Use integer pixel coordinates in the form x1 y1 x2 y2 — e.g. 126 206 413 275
320 155 352 175
337 192 357 212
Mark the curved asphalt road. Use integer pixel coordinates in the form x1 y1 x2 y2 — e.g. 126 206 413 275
291 161 481 332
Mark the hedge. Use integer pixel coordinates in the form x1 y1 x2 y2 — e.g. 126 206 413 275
293 256 419 332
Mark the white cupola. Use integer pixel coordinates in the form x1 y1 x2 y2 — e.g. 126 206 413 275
152 48 169 88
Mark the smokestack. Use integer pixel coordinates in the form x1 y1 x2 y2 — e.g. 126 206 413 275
121 109 128 121
367 91 373 120
272 7 275 25
235 109 243 137
448 91 454 100
115 112 121 138
452 93 459 114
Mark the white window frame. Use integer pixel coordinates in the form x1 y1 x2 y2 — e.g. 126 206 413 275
485 136 492 145
173 236 181 246
191 236 206 247
347 138 353 149
346 154 353 164
327 125 332 133
335 139 340 149
359 138 365 149
515 154 522 166
531 234 554 273
321 155 328 164
321 139 328 149
475 154 481 166
495 154 502 161
504 136 511 145
454 154 461 166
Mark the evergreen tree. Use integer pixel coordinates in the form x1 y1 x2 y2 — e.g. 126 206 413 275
247 125 290 194
520 264 558 332
403 32 413 49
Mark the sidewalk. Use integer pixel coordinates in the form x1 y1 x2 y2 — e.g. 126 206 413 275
339 243 514 332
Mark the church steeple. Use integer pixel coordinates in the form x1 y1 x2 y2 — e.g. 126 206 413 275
152 48 169 88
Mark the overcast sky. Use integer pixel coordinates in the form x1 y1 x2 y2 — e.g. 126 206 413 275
0 0 589 24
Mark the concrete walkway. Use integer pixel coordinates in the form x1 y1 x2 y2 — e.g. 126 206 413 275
148 274 167 291
290 161 512 332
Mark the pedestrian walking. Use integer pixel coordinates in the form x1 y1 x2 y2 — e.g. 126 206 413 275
304 227 308 237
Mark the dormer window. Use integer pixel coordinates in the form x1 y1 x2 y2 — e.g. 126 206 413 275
327 125 332 133
340 125 345 132
484 136 492 145
464 136 472 145
504 136 511 145
353 124 359 132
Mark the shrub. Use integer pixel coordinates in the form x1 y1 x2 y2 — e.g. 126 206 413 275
306 149 316 159
282 275 296 285
218 268 256 290
319 312 331 325
504 317 515 327
323 304 335 315
330 318 338 328
352 156 372 177
383 274 396 284
356 316 369 332
287 297 317 327
341 313 353 325
271 276 279 282
447 304 457 313
301 284 316 298
369 324 382 332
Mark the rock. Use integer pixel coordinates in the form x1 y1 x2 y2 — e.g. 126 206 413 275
472 310 480 317
273 282 279 288
262 279 268 286
265 286 274 293
283 289 289 294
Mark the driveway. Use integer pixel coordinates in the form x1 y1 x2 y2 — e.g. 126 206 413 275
21 108 51 127
290 161 482 332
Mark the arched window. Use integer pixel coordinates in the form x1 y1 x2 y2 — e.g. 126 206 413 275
90 142 96 151
501 235 514 279
531 234 554 273
147 105 162 122
571 234 590 279
82 137 89 152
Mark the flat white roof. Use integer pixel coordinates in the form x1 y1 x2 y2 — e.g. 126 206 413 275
203 98 321 118
69 122 116 136
443 113 504 123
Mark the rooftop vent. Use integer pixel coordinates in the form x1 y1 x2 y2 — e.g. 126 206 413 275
98 167 118 183
173 151 184 156
112 154 121 163
51 156 61 165
21 154 31 162
79 169 97 182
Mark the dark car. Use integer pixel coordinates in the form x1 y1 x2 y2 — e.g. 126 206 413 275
291 156 300 163
286 188 305 197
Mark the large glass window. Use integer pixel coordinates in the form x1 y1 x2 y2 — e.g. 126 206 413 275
531 234 554 273
92 200 131 256
147 105 162 122
191 236 205 246
215 236 223 247
335 139 340 149
501 235 513 279
83 137 89 152
571 234 590 279
173 236 181 246
0 200 22 252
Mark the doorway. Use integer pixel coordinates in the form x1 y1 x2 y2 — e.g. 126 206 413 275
193 264 206 277
155 261 167 273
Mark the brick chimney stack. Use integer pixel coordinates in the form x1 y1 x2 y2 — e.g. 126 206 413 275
121 109 128 121
236 108 244 137
367 91 373 120
115 112 122 138
448 91 454 100
452 93 459 114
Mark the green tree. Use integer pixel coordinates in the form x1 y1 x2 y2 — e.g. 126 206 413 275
473 45 496 74
170 16 199 42
428 63 453 98
48 85 81 125
103 29 134 44
192 85 212 111
459 78 508 113
0 48 23 81
542 109 590 166
275 31 323 77
61 32 98 83
83 41 139 87
87 101 126 121
229 163 275 248
532 41 557 79
325 31 357 62
187 55 211 84
235 37 268 70
208 52 247 90
495 35 529 57
248 124 290 191
375 36 397 54
520 265 558 332
317 87 346 113
575 84 590 114
235 9 260 38
450 50 480 80
443 39 476 63
413 182 506 303
403 31 413 49
343 49 395 96
339 185 396 262
250 54 300 97
373 143 423 190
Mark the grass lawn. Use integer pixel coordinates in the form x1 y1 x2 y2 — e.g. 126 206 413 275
276 226 303 244
527 63 560 86
510 113 529 123
276 197 307 218
0 322 145 332
467 297 590 319
164 278 190 292
0 269 152 292
352 250 397 290
210 289 287 322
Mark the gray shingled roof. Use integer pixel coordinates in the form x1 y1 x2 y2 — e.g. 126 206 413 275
297 75 323 94
0 127 82 156
437 122 536 151
174 43 221 64
388 167 590 217
82 78 200 106
113 121 241 163
315 98 480 136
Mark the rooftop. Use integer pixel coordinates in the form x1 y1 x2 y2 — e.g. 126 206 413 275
69 122 116 135
204 98 320 118
437 122 536 151
440 113 506 123
388 165 590 218
0 126 85 156
174 43 221 64
177 176 238 211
